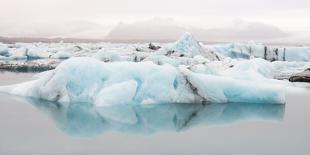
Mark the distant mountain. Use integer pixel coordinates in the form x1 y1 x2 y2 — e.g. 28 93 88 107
105 18 291 43
0 20 108 40
0 36 105 43
105 18 187 42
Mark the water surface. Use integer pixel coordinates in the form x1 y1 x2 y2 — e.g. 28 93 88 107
0 72 310 155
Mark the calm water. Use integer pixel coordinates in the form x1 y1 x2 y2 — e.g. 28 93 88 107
0 72 310 155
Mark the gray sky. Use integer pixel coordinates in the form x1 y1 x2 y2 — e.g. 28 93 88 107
0 0 310 38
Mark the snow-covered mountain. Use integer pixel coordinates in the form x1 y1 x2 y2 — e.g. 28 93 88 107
105 18 290 42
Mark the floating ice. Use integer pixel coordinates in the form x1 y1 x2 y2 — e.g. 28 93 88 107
8 47 28 60
51 50 73 59
1 33 310 74
94 49 121 62
0 57 198 104
0 57 286 104
0 43 9 57
208 42 310 62
180 66 285 104
26 47 51 59
165 32 205 57
284 47 310 61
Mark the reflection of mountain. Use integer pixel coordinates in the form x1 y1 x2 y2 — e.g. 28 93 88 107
105 18 290 42
23 97 285 137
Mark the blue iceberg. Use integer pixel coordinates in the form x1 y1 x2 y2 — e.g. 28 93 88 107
0 57 286 104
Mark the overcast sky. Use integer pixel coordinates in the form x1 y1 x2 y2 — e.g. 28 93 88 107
0 0 310 38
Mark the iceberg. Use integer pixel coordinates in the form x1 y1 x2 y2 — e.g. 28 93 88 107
180 66 285 104
224 58 275 79
51 50 73 59
156 33 220 61
26 47 51 59
209 42 310 62
0 57 199 104
0 57 286 104
164 32 205 57
1 33 310 74
93 49 121 62
0 43 9 57
283 47 310 62
8 47 28 60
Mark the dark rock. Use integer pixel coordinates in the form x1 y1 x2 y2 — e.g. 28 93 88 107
0 61 58 72
148 43 161 50
289 68 310 82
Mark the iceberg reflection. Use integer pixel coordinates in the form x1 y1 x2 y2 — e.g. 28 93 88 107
23 98 285 137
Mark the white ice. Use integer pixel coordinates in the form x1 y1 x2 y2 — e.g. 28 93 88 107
0 57 286 105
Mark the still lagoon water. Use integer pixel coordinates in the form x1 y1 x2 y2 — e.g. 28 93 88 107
0 71 310 155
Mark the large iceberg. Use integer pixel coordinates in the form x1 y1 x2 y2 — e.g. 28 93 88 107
0 57 286 104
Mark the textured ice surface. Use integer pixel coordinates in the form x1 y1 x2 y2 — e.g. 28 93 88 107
0 43 9 57
165 32 205 57
0 57 199 104
208 42 310 62
0 57 287 104
0 33 309 105
0 33 310 73
180 65 285 103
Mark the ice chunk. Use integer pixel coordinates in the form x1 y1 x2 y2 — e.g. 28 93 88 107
0 57 198 104
51 50 73 59
26 47 51 59
211 43 251 59
8 47 28 60
145 55 193 66
209 42 310 62
160 32 205 57
0 57 287 105
283 47 310 62
94 49 121 62
95 80 138 106
0 55 9 60
180 66 285 104
225 58 275 79
0 43 9 57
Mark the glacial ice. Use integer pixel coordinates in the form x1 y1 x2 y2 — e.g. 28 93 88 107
208 42 310 62
93 49 121 62
1 33 310 105
164 32 205 57
0 57 287 104
51 50 73 59
26 47 51 59
0 43 9 57
180 66 285 103
284 47 310 61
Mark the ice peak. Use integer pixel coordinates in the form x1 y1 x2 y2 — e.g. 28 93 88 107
168 32 204 57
